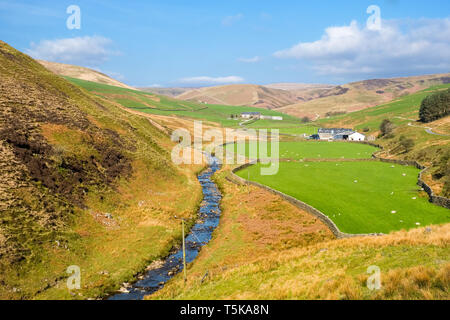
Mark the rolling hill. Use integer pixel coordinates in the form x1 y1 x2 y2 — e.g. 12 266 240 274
176 84 302 109
38 60 135 90
279 74 450 119
175 75 450 120
0 41 204 299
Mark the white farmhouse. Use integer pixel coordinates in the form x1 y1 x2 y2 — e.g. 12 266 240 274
260 115 283 121
348 132 366 141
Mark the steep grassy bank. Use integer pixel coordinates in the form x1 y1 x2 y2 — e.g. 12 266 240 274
151 168 449 300
0 41 203 299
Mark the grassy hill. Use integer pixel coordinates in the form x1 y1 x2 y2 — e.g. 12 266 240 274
279 74 450 119
63 77 301 128
0 41 204 299
177 84 302 109
38 60 135 90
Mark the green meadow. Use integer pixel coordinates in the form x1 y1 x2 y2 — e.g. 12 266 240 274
226 141 379 160
66 77 298 127
236 161 450 234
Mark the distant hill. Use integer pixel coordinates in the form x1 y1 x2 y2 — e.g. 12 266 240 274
38 60 135 90
139 87 194 97
279 74 450 119
177 84 302 109
175 75 450 118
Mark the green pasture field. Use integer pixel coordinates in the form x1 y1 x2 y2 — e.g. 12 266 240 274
66 77 297 127
225 141 379 160
236 161 450 234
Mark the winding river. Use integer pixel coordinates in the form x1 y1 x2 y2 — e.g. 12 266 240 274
109 156 221 300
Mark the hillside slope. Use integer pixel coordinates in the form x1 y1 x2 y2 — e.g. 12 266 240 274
38 60 135 90
0 41 202 299
280 74 450 119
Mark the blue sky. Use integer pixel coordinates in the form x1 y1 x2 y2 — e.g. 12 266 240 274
1 0 449 87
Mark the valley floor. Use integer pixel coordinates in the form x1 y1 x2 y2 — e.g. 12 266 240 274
150 166 450 300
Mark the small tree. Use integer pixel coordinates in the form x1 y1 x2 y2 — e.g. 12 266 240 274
301 116 311 123
399 135 415 153
379 119 395 137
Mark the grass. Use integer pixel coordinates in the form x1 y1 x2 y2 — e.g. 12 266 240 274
150 168 450 300
65 77 299 128
226 141 379 160
0 41 205 300
236 161 450 234
318 84 450 197
319 84 450 134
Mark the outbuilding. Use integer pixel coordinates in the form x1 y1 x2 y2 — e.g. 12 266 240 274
348 132 366 141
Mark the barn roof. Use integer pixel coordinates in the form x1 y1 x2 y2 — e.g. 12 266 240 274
318 128 354 134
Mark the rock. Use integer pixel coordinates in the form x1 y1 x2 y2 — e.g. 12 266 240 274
118 287 129 293
424 227 432 234
105 213 113 219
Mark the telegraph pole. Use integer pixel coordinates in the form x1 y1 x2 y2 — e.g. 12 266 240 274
182 219 187 284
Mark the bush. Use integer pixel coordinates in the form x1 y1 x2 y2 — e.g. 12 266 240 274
301 116 311 123
379 119 395 137
399 136 415 153
419 88 450 123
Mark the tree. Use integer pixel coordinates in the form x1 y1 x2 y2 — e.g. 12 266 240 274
301 116 311 123
419 88 450 123
399 135 415 153
379 119 395 137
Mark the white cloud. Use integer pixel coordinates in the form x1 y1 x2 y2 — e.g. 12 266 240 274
222 13 243 26
179 76 244 85
274 18 450 76
26 36 117 67
238 56 261 63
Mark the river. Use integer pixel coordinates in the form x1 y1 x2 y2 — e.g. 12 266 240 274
109 156 221 300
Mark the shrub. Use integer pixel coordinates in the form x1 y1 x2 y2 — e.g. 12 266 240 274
399 136 415 153
379 119 395 137
301 116 311 123
419 88 450 123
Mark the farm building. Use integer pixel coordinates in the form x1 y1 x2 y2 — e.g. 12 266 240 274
314 128 366 141
317 128 355 140
260 115 283 121
348 132 366 141
241 112 261 119
240 112 283 121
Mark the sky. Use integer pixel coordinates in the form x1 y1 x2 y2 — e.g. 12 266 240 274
0 0 449 87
